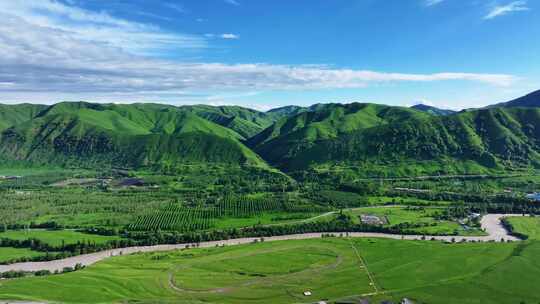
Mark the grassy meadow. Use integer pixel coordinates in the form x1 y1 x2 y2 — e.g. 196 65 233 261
507 216 540 240
0 238 538 304
0 248 45 264
0 230 120 247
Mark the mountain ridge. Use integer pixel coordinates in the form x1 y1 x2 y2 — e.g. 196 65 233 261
411 104 456 116
1 89 539 177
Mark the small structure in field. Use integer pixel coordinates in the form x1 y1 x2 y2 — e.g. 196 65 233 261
303 291 312 296
118 178 144 187
360 214 387 225
526 193 540 202
0 175 21 180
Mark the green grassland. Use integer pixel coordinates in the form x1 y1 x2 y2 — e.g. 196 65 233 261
0 230 120 247
0 247 44 264
311 206 484 236
507 216 540 240
366 195 452 206
0 238 538 304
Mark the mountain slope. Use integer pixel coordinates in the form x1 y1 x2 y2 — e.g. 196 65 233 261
181 105 276 139
248 103 431 164
2 99 540 177
411 104 456 116
0 104 48 131
0 102 267 170
266 105 307 120
272 107 540 176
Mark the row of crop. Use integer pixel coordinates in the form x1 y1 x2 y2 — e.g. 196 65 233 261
128 204 216 232
128 195 294 231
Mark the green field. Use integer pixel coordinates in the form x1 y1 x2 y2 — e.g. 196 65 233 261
0 247 44 264
507 216 540 240
328 206 485 235
0 238 538 304
0 230 120 247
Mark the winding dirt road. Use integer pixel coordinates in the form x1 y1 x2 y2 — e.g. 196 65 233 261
0 214 522 273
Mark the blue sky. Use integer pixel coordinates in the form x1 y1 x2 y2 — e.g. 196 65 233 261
0 0 537 110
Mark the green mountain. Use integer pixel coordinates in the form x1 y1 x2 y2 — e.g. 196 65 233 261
0 104 47 131
180 105 276 139
260 107 540 176
1 93 540 177
411 104 456 116
266 105 307 119
0 102 267 170
248 103 431 163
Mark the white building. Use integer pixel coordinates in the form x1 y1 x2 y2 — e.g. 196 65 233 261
526 193 540 201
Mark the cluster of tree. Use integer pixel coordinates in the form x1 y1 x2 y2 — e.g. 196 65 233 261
0 237 139 264
0 221 63 232
0 270 25 278
388 191 540 214
124 217 460 247
0 263 86 279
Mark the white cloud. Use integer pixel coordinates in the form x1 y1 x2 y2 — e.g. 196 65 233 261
425 0 444 7
0 0 207 56
164 3 186 14
220 33 240 39
0 0 519 103
484 1 529 19
224 0 240 6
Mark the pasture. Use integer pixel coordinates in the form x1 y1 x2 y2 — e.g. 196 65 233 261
1 238 538 304
0 230 120 247
0 248 44 264
340 206 485 235
507 216 540 240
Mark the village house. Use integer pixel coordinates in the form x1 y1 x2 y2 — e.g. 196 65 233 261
360 214 387 225
526 193 540 202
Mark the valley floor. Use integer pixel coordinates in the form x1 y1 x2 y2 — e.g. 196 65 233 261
1 235 539 304
0 214 521 273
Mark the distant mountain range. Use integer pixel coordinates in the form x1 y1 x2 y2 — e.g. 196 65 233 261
0 90 539 177
487 89 540 109
411 104 456 116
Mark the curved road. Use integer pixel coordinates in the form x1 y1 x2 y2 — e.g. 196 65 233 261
0 214 523 273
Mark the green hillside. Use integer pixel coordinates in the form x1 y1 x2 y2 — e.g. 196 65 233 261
0 104 47 131
249 103 431 164
1 96 540 178
264 107 540 176
411 104 456 116
181 105 276 139
0 102 267 170
266 105 307 119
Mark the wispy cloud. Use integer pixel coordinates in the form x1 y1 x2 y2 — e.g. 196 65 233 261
137 11 173 22
0 0 206 56
484 1 529 19
0 0 518 103
224 0 240 6
164 3 187 14
425 0 444 7
220 33 240 39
